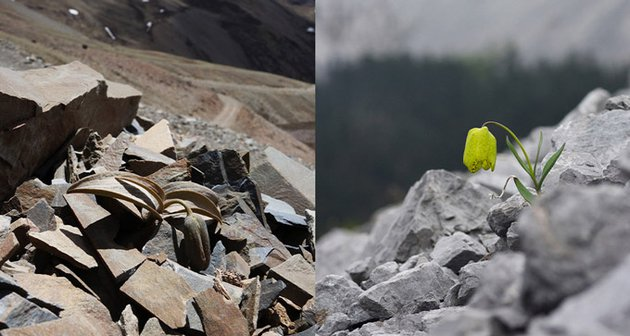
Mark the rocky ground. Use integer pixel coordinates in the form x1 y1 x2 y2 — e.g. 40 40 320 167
316 89 630 335
0 63 315 335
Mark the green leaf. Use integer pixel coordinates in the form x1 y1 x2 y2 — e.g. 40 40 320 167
506 136 530 174
539 143 565 188
533 130 543 176
514 178 535 204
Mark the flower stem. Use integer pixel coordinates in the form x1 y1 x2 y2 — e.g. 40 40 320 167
483 121 540 191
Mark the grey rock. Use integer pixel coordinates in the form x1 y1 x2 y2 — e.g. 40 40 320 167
441 283 462 307
371 170 497 266
161 259 214 294
528 254 630 336
259 278 286 311
141 220 184 262
0 291 58 328
431 308 506 336
518 184 630 313
225 251 249 278
315 274 363 316
184 299 204 334
346 257 371 285
604 94 630 111
399 254 429 272
360 204 401 257
346 312 429 336
486 194 527 237
203 240 226 276
24 199 55 232
316 229 368 281
478 233 502 254
457 261 488 304
469 252 525 310
361 261 399 289
358 262 455 319
317 312 351 336
557 88 609 125
505 222 520 251
543 109 630 188
430 232 487 273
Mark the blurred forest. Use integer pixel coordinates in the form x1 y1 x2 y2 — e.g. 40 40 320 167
317 51 628 236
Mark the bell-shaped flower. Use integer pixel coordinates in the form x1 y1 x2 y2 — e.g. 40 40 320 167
463 126 496 173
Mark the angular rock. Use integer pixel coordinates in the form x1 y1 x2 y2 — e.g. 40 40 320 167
140 317 168 336
125 143 176 175
203 240 226 276
486 194 527 237
28 224 97 269
505 222 520 251
315 274 364 316
250 146 315 213
0 291 58 328
65 193 146 282
528 253 630 336
148 159 191 187
225 251 250 278
457 261 487 304
431 308 506 336
259 278 287 311
371 170 497 266
2 314 121 336
194 287 249 336
120 260 195 329
224 213 291 263
117 304 140 336
12 273 120 335
604 94 630 111
316 228 368 281
23 199 56 232
134 119 176 159
0 61 140 200
268 255 315 306
161 259 214 294
358 262 455 319
141 220 183 262
398 254 429 273
240 277 261 334
12 178 69 212
0 232 20 266
188 147 249 186
361 261 398 289
94 132 132 171
518 185 630 313
318 312 351 336
430 232 487 273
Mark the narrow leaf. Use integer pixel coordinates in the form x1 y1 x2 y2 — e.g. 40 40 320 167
514 178 535 204
506 136 532 176
533 130 543 176
539 143 565 187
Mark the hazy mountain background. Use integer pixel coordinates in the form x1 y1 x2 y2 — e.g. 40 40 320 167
317 0 630 236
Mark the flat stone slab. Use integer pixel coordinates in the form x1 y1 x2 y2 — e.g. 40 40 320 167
120 260 195 329
0 61 141 200
0 292 58 328
268 255 315 306
28 224 98 269
194 287 250 336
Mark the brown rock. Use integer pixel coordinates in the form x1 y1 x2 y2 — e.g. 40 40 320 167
95 132 133 171
241 277 261 334
12 273 121 335
120 260 195 329
250 147 314 214
140 317 183 336
23 199 56 232
148 159 191 187
268 255 315 306
65 193 146 282
0 232 20 267
224 213 291 262
134 119 176 159
28 224 98 269
194 287 250 336
118 304 140 336
0 61 141 201
226 251 250 278
13 178 67 211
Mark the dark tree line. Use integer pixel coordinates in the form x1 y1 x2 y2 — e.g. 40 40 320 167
317 52 628 236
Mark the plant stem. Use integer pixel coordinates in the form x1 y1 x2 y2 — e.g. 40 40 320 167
483 120 540 191
163 199 194 216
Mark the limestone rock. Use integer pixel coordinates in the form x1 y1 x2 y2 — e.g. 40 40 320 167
316 228 368 281
315 274 364 316
360 261 399 289
486 194 527 237
430 232 487 273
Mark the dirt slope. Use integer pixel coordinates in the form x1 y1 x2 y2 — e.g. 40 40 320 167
0 0 314 165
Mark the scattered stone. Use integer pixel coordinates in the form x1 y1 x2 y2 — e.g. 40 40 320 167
259 278 287 311
203 240 226 276
457 261 487 304
225 213 292 264
241 277 261 333
316 228 368 281
250 147 315 213
317 312 351 336
23 199 56 232
358 262 455 319
226 251 250 278
430 232 487 273
398 254 428 272
518 184 630 313
528 253 630 336
117 304 140 336
120 260 194 329
0 61 140 200
0 232 20 267
0 291 58 328
486 194 527 237
361 261 398 289
371 170 497 266
13 179 68 212
194 287 250 336
315 274 363 316
28 224 97 269
134 119 176 159
431 308 505 336
142 220 183 262
140 317 168 336
148 159 191 187
268 255 315 306
505 222 520 250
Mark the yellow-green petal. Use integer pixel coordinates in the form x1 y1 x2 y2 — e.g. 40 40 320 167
463 126 497 173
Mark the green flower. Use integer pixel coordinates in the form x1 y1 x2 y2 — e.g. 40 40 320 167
463 126 497 173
